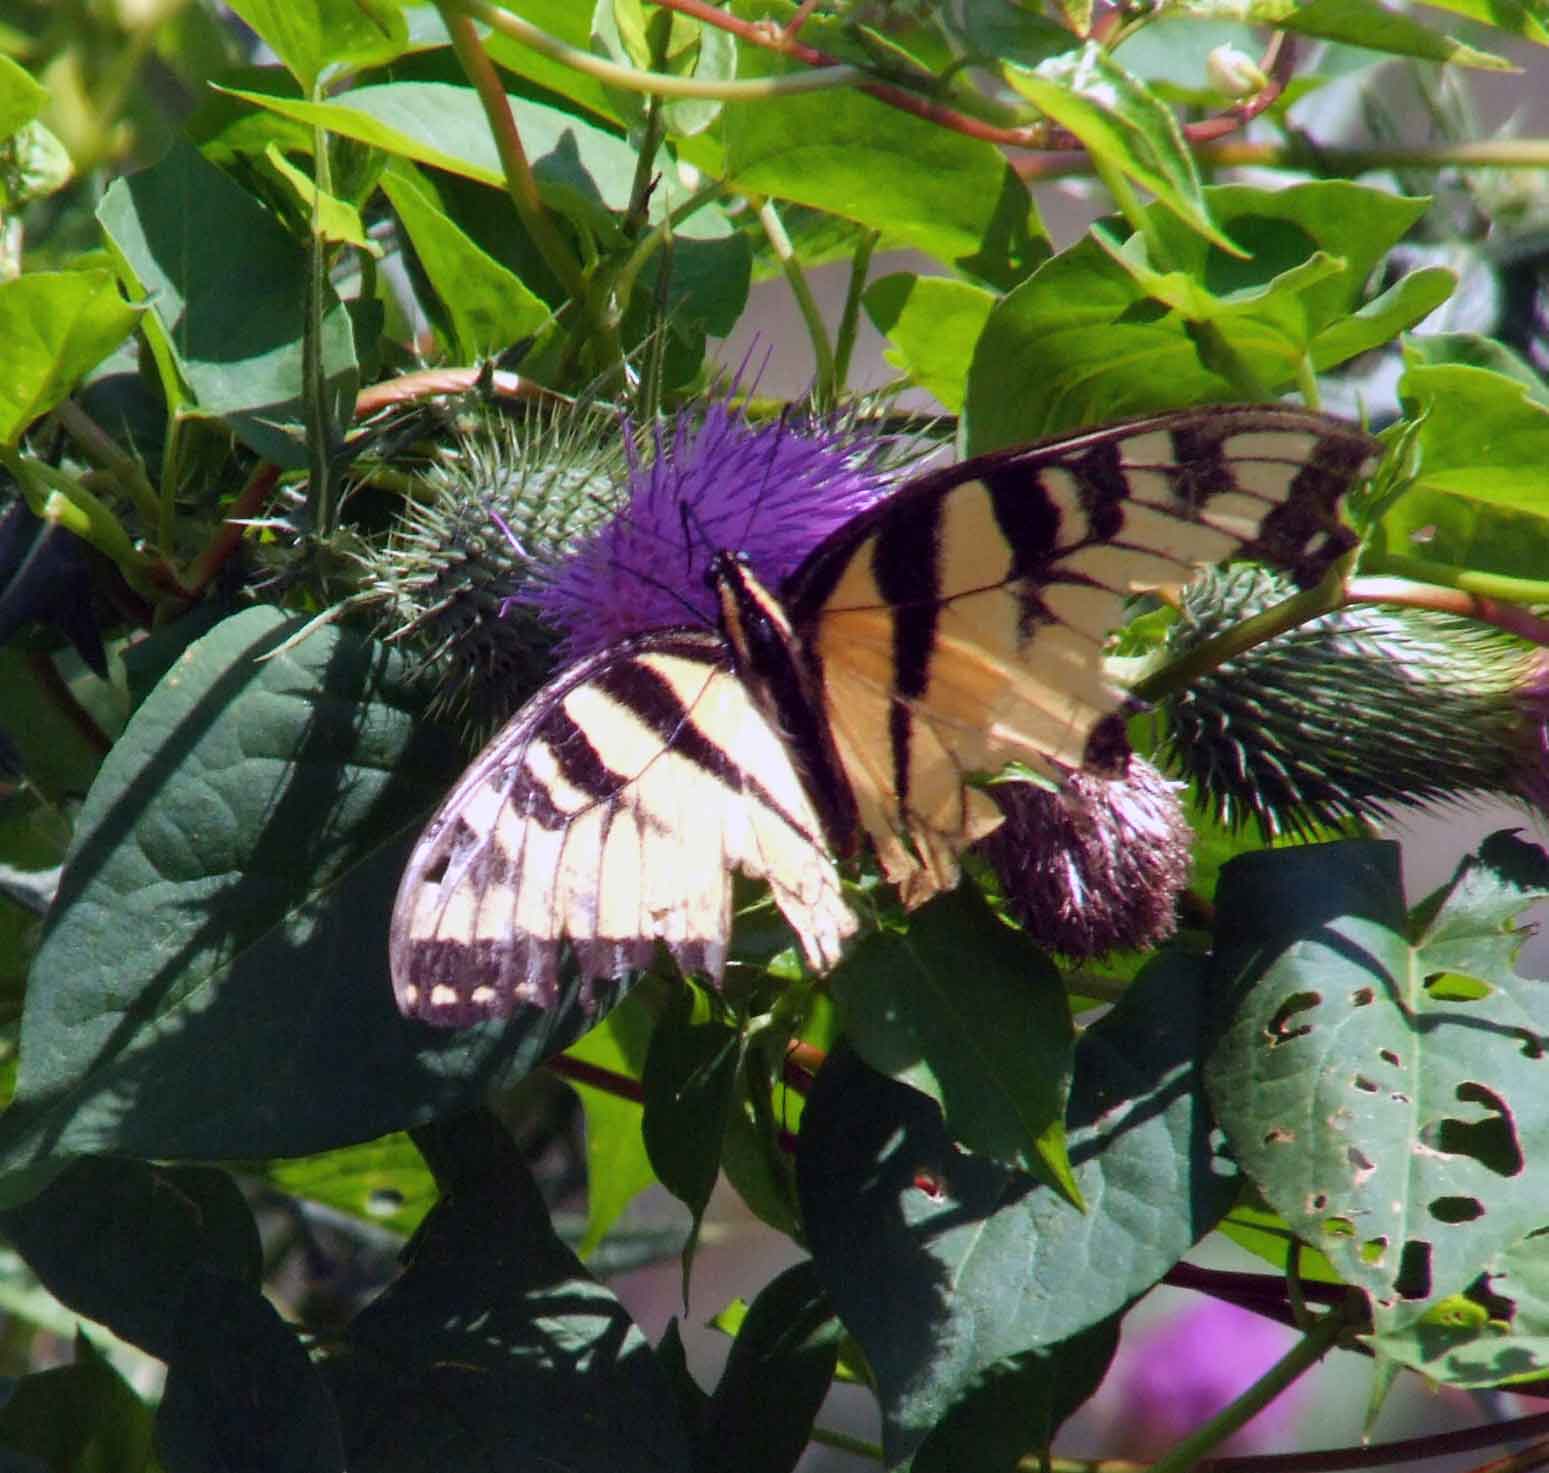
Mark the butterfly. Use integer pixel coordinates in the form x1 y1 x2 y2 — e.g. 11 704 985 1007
390 406 1378 1026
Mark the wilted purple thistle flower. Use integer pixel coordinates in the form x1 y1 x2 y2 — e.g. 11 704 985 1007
531 400 900 663
976 760 1194 957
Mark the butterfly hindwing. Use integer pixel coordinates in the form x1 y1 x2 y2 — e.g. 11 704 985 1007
787 407 1379 906
391 629 854 1026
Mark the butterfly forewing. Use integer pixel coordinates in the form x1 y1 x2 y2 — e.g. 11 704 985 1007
790 406 1379 909
390 628 855 1026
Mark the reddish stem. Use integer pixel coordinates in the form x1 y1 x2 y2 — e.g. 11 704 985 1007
545 1053 645 1103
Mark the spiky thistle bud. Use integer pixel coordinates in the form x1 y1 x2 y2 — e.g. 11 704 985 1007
1157 566 1549 836
976 761 1194 958
356 399 636 734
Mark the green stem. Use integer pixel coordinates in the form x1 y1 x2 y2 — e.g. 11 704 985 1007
49 400 160 529
758 198 836 406
807 1424 883 1460
1368 552 1549 605
612 179 729 307
1295 355 1321 411
1146 1303 1350 1473
439 5 617 365
833 229 880 393
1132 576 1343 705
452 0 861 99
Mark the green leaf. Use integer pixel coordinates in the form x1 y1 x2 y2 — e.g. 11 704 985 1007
223 81 638 238
964 181 1432 448
0 52 48 139
481 0 626 126
641 985 741 1273
831 885 1078 1200
324 1113 694 1470
1007 43 1233 251
862 273 996 412
379 160 552 359
723 52 1046 290
703 1262 842 1473
1216 1192 1346 1286
0 607 614 1179
254 1133 439 1240
1206 834 1549 1334
96 141 357 467
224 0 408 91
0 1159 261 1361
1397 0 1549 44
592 0 737 137
1271 0 1516 69
0 272 141 446
157 1269 345 1473
1367 1229 1549 1386
0 1334 155 1473
1371 358 1549 587
799 953 1237 1467
563 989 657 1258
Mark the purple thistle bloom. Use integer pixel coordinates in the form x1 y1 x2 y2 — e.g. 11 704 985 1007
530 401 902 663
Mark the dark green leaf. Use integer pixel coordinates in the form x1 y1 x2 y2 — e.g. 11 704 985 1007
0 1335 154 1473
799 953 1236 1467
1367 1229 1549 1386
324 1112 694 1471
913 1316 1121 1472
703 1262 841 1473
641 985 741 1270
1206 834 1549 1335
96 142 357 466
0 272 141 446
831 884 1077 1198
156 1270 344 1473
0 606 619 1178
0 1158 260 1360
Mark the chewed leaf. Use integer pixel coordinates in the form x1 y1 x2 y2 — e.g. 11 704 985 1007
1206 834 1549 1337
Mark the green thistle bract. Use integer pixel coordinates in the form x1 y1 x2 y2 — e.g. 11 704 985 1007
1160 566 1549 837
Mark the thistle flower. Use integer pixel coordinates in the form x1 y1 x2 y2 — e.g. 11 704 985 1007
1159 566 1549 836
531 399 904 664
976 762 1194 958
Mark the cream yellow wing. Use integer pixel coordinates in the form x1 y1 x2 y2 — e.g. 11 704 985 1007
390 628 854 1026
788 407 1380 907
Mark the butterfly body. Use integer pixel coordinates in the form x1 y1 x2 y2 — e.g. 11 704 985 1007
391 406 1379 1026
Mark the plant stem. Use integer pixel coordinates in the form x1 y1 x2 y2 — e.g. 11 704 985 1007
439 5 617 366
833 229 879 393
1345 575 1549 643
452 0 861 99
757 198 836 406
1133 577 1343 705
1364 554 1549 607
1146 1303 1351 1473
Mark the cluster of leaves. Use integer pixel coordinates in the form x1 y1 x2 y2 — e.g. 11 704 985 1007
5 1 1549 1470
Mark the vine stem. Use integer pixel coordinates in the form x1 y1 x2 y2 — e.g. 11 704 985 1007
650 0 1285 151
757 198 837 406
1346 576 1549 645
450 0 861 98
437 4 618 367
1146 1302 1352 1473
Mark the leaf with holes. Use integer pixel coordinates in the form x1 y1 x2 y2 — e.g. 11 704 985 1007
1205 833 1549 1335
